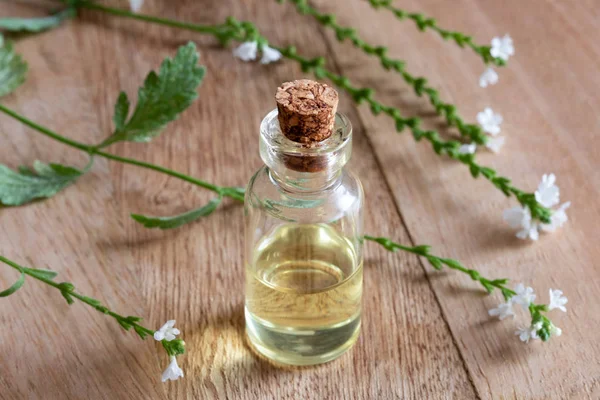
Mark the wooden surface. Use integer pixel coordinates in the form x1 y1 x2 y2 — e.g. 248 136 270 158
1 0 598 398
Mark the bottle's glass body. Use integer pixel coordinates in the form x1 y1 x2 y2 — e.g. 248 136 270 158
244 109 364 366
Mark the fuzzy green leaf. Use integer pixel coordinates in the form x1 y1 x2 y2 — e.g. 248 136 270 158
0 35 28 98
131 197 221 230
0 161 84 206
0 8 75 33
0 271 25 297
99 42 205 147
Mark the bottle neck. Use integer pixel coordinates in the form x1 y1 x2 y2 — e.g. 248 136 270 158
268 166 343 193
259 109 352 193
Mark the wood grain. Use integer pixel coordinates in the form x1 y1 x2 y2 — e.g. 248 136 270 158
0 0 598 399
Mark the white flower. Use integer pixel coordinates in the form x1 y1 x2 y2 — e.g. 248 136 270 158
129 0 143 12
488 301 515 320
512 283 536 309
485 136 505 153
458 143 477 154
503 206 539 240
233 41 258 62
550 324 562 337
162 356 184 382
515 322 542 343
490 34 514 61
260 45 282 64
477 108 503 135
548 289 568 312
479 67 498 88
540 201 571 232
535 173 560 208
154 320 180 342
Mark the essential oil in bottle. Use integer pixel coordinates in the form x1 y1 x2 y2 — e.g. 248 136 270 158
244 80 364 366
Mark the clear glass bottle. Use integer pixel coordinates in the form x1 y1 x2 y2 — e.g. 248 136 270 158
244 108 364 366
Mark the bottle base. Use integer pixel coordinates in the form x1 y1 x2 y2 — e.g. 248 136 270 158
244 307 361 366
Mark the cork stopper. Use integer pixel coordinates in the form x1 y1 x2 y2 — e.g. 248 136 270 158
276 79 339 144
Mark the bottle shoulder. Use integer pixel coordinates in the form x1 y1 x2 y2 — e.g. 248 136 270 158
246 166 363 223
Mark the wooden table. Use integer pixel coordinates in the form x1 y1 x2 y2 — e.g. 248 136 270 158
1 0 598 398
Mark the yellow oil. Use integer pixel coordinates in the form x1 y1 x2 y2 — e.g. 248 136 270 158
245 223 362 366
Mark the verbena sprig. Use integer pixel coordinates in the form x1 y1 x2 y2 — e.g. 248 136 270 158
276 47 551 222
0 255 185 356
0 41 244 209
55 3 550 223
366 0 505 67
0 102 245 202
279 0 489 145
364 235 556 341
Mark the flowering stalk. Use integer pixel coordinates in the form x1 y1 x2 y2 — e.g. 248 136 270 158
366 0 505 67
0 255 185 357
0 104 245 202
364 235 559 341
64 3 551 223
278 47 551 222
279 0 489 145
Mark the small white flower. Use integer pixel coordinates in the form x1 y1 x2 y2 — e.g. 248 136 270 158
485 136 505 153
550 324 562 337
515 322 542 343
503 206 539 240
233 41 258 62
548 289 568 312
154 320 180 342
458 143 477 155
129 0 143 12
479 67 498 88
488 301 515 320
512 283 536 309
490 34 515 61
260 45 282 64
477 108 503 135
162 356 184 382
535 173 560 208
540 202 571 232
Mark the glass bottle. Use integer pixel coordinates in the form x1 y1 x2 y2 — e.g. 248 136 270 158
244 104 364 366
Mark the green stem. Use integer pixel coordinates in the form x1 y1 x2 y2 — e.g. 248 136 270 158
281 0 488 145
364 234 516 297
0 254 154 336
0 103 91 152
364 235 555 341
76 2 222 34
366 0 505 67
0 104 242 200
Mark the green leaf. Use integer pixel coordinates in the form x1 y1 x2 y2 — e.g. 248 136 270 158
134 325 149 339
99 42 206 147
427 256 443 270
112 91 130 131
61 291 74 304
23 267 58 280
0 8 75 33
0 160 84 206
131 197 221 230
221 186 245 202
0 35 28 97
0 271 25 297
441 258 464 270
